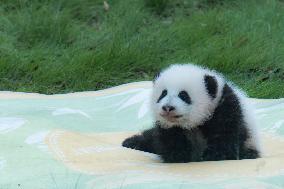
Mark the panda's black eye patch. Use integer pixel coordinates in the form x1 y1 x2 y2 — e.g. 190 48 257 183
178 91 191 104
157 89 167 103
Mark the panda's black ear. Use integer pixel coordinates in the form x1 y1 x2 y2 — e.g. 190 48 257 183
153 72 160 83
204 75 218 99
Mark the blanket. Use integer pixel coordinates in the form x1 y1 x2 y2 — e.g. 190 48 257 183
0 81 283 189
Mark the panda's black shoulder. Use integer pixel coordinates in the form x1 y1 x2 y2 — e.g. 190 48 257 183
201 84 251 145
201 83 244 132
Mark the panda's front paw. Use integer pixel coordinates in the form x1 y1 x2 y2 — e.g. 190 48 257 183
122 135 141 149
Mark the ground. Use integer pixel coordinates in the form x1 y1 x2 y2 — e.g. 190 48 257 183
0 0 284 98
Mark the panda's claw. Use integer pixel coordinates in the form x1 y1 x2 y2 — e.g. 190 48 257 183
122 135 141 149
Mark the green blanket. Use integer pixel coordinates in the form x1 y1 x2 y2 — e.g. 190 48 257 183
1 81 284 189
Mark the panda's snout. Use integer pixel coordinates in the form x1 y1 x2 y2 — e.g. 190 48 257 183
160 105 182 122
162 105 175 113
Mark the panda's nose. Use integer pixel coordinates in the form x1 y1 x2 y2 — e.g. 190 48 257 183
162 105 175 112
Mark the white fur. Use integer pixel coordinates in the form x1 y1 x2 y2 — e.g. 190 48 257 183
151 64 260 152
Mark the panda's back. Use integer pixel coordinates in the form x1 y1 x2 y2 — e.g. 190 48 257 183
199 83 260 160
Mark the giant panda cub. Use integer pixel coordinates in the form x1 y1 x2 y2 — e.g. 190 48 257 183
122 64 261 163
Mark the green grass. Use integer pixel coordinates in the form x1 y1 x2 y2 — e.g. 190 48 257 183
0 0 284 98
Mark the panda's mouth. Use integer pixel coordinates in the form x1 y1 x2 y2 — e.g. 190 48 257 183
173 115 183 118
160 113 183 121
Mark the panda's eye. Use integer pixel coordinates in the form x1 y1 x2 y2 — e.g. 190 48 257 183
178 90 191 104
157 89 167 103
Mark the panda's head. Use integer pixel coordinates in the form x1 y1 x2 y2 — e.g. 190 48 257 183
151 64 225 129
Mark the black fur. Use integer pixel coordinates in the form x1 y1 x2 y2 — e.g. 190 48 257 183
200 84 259 161
178 91 191 104
204 75 218 99
122 83 260 163
157 89 167 103
122 125 206 163
122 129 156 154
